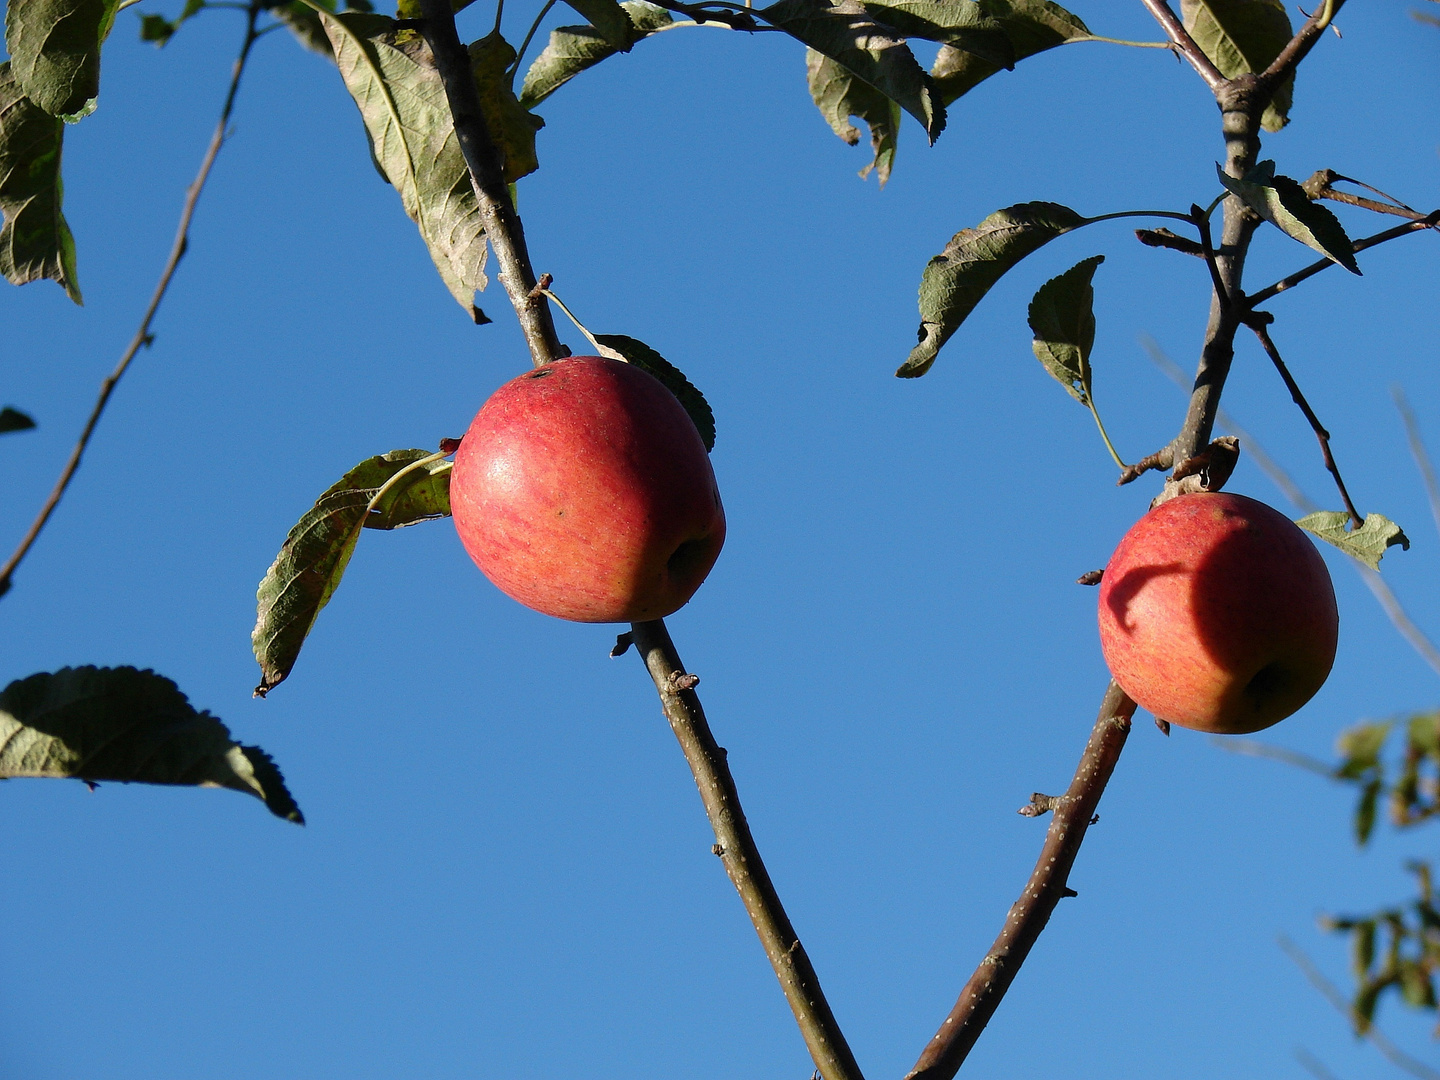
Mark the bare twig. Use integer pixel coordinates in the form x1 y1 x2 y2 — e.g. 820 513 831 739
1245 318 1362 528
1279 935 1440 1080
1192 204 1231 309
1117 446 1174 486
1135 227 1204 257
1138 0 1225 88
0 1 266 599
1145 337 1440 678
1261 0 1345 88
904 682 1136 1080
1247 214 1440 306
629 619 863 1080
417 0 564 368
1394 387 1440 542
1212 737 1334 777
1295 1047 1344 1080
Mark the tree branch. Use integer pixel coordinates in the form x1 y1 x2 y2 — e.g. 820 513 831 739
1245 213 1440 308
1139 0 1225 89
629 619 864 1080
417 0 564 368
1261 0 1344 90
0 1 266 599
904 682 1136 1080
1394 387 1440 542
1245 318 1362 529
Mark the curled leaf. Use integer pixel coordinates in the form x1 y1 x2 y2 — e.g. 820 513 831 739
6 0 118 118
901 200 1084 377
0 666 302 822
519 1 672 108
1217 161 1360 273
805 48 899 184
1297 510 1408 570
1028 253 1102 405
253 449 452 695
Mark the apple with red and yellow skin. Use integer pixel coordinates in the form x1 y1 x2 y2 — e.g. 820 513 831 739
1097 492 1339 734
449 355 726 623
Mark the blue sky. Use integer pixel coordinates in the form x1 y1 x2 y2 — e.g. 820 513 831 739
3 3 1440 1078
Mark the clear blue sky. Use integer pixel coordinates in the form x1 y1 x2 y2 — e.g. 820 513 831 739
3 4 1439 1078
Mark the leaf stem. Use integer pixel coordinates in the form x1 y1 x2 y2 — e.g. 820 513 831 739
508 0 556 78
1072 34 1172 49
365 450 452 514
0 0 267 600
1088 403 1127 470
491 0 505 36
537 285 606 355
1082 209 1196 227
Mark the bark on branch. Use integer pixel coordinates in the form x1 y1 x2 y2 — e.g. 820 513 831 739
630 619 864 1080
904 682 1137 1080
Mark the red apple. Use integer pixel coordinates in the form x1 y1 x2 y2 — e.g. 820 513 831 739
449 356 726 623
1097 492 1338 734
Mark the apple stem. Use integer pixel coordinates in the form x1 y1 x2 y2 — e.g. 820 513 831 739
537 287 609 358
629 618 865 1080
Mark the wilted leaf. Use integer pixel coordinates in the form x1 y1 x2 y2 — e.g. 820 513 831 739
0 406 36 433
592 333 716 451
561 0 636 49
253 449 452 696
1217 162 1359 273
805 48 899 184
858 0 1014 65
758 0 944 140
929 0 1088 106
0 63 81 303
1028 253 1102 405
519 1 672 107
6 0 117 118
1181 0 1292 132
318 8 489 318
0 666 302 822
900 200 1084 377
469 31 545 183
1297 510 1408 570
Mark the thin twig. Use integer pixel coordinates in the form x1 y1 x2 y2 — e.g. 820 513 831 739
1262 0 1345 89
1193 203 1231 309
0 1 265 599
1295 1047 1344 1080
1212 737 1334 777
904 682 1136 1080
1247 214 1440 306
1143 336 1440 679
1246 319 1362 528
629 619 864 1080
417 0 564 368
1394 387 1440 542
1138 0 1225 88
1279 935 1440 1080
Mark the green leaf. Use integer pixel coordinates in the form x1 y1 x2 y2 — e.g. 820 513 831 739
592 334 716 451
1217 162 1359 273
137 0 204 48
929 0 1089 107
757 0 944 141
1027 253 1102 405
1409 711 1440 758
561 0 637 49
519 1 673 107
900 200 1084 377
274 0 338 55
0 63 82 304
0 666 303 822
1181 0 1292 132
1353 920 1377 977
857 0 1014 65
1335 720 1391 779
1356 777 1381 845
469 31 545 184
805 48 900 184
1400 959 1435 1008
252 449 452 696
6 0 119 118
0 406 37 433
1297 510 1409 570
318 8 489 319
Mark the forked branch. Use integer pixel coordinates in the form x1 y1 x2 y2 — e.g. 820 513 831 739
0 0 266 599
1138 0 1224 88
